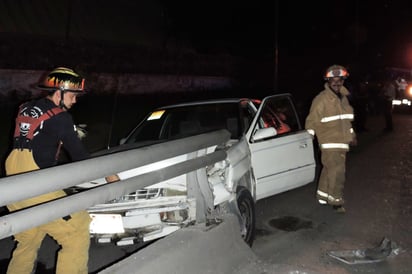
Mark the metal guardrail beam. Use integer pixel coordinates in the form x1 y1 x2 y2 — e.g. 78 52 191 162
0 149 226 239
0 129 230 206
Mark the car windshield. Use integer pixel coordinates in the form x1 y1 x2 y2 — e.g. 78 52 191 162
125 102 241 145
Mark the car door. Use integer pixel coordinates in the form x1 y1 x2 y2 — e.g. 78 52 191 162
246 94 316 200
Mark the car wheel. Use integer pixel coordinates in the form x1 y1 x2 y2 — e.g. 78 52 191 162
237 187 255 246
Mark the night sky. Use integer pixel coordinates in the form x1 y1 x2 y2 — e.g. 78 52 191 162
164 1 412 67
1 0 412 78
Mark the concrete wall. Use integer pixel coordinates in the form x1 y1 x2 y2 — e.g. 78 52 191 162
0 69 238 101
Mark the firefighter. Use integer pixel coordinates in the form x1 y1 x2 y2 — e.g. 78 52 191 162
382 78 396 132
395 77 408 99
305 65 357 213
5 67 91 274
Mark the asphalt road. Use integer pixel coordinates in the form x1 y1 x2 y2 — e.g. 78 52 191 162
251 113 412 273
1 113 411 273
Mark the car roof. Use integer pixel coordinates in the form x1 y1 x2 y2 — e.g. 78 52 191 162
154 98 252 110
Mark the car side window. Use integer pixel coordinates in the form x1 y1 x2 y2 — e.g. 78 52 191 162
259 96 299 137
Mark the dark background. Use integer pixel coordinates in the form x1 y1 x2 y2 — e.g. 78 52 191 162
1 0 412 171
1 2 412 272
1 0 412 90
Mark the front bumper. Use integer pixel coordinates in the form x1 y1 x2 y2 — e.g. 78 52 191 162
88 196 196 245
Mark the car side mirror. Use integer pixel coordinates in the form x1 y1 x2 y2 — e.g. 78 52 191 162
251 127 277 142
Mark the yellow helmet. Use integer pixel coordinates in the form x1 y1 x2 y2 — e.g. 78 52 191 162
324 65 349 80
38 67 85 93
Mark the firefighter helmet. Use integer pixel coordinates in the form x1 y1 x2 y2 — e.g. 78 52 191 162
324 65 349 80
38 67 85 93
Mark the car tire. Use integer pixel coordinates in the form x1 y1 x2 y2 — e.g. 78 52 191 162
236 187 255 246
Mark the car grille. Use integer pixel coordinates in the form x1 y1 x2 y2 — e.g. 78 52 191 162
120 188 162 201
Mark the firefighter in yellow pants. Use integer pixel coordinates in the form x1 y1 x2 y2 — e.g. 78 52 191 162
5 67 91 274
317 150 347 206
305 65 357 213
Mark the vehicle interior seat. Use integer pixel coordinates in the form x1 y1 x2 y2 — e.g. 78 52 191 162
226 117 239 139
178 120 202 136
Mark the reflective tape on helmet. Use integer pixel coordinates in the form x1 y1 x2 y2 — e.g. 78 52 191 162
320 143 349 149
325 65 349 79
325 69 348 78
38 67 85 93
320 114 354 123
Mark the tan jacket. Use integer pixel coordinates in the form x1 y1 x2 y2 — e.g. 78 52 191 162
305 83 355 151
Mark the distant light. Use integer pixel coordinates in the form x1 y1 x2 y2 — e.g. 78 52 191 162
402 99 411 105
408 86 412 96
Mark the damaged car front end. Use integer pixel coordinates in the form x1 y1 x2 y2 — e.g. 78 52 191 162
75 95 315 247
76 110 256 246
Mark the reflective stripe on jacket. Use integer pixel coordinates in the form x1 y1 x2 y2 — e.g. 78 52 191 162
305 83 355 151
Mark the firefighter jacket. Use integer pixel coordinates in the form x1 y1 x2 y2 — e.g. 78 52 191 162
12 97 89 168
305 83 355 151
7 97 89 211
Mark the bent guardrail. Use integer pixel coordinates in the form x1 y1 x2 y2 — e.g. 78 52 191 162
0 129 230 239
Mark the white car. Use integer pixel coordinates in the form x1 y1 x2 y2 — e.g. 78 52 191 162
76 94 316 246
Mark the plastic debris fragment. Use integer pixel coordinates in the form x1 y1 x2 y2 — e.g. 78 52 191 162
327 237 401 265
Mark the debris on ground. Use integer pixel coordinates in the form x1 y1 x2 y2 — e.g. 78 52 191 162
327 237 401 265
